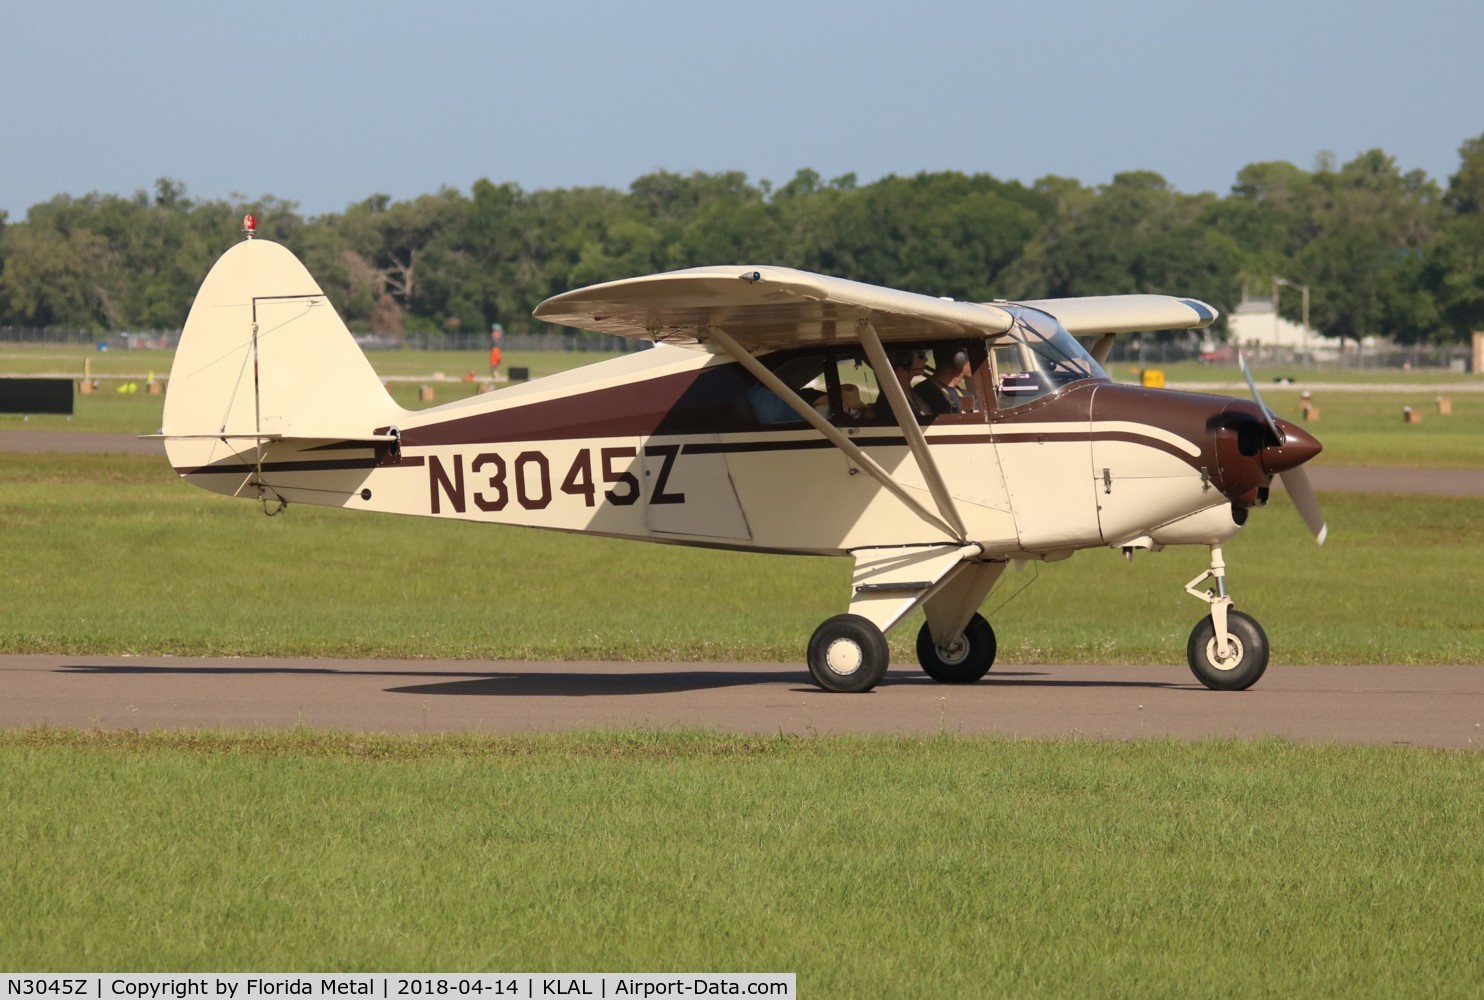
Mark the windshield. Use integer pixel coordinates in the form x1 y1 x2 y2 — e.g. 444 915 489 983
990 306 1108 407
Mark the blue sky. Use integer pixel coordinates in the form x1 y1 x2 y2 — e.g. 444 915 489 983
3 0 1480 220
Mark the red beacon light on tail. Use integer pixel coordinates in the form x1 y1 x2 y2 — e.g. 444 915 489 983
243 214 257 239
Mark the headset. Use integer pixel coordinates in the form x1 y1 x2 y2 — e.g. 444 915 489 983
934 347 970 370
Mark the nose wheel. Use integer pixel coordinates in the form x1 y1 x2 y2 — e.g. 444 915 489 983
1183 544 1270 691
1187 609 1269 690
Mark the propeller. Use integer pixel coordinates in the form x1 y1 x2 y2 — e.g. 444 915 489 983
1239 354 1328 545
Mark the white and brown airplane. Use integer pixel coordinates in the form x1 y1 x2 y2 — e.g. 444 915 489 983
158 224 1325 693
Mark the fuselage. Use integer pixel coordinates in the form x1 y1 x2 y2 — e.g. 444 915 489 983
172 339 1316 560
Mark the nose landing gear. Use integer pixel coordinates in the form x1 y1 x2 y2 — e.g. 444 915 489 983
1183 544 1270 690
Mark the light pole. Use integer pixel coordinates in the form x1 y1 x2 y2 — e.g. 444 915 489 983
1273 277 1310 365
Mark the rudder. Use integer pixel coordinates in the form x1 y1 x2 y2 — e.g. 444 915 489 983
163 239 404 452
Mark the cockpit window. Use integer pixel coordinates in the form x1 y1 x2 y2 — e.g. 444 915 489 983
746 355 829 424
991 306 1108 407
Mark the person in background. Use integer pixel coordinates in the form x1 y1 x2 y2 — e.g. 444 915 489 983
489 323 504 381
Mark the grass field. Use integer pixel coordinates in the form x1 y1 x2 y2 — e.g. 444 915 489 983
0 346 631 378
4 347 1482 464
2 729 1480 993
2 452 1480 664
0 349 625 435
4 345 1481 993
1238 387 1484 469
4 346 1481 468
1103 358 1483 385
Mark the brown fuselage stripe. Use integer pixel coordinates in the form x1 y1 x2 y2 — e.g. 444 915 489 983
174 430 1198 478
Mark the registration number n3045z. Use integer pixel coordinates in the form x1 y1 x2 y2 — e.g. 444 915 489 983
427 445 684 514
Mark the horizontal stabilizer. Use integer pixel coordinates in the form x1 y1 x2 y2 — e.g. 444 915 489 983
143 432 397 442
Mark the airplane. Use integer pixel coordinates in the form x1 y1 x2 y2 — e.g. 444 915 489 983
157 219 1325 694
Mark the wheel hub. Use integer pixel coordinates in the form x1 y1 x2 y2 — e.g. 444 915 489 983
1203 634 1245 671
824 638 864 675
935 635 969 665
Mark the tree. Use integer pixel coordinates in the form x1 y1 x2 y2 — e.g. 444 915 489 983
0 196 124 328
1445 134 1484 215
1416 134 1484 339
317 190 466 334
1003 172 1242 319
1293 150 1441 342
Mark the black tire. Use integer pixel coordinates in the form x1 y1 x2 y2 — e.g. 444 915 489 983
916 613 996 683
1186 610 1269 691
806 614 891 693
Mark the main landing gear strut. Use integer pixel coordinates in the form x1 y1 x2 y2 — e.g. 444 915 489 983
1183 544 1269 690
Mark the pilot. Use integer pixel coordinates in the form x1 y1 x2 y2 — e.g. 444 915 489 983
891 349 931 416
912 346 973 415
892 349 927 391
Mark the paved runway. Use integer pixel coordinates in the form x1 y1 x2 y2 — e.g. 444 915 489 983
3 656 1479 749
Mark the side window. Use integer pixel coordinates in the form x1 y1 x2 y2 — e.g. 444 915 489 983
990 341 1047 407
742 342 992 426
744 355 829 426
988 308 1107 409
831 354 881 422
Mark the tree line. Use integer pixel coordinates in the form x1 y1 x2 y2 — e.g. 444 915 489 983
2 135 1481 344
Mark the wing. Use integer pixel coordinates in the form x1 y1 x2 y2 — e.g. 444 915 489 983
1014 294 1218 335
534 265 1016 351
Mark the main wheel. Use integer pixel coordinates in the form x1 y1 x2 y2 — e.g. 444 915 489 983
916 613 996 683
806 614 890 693
1186 610 1269 691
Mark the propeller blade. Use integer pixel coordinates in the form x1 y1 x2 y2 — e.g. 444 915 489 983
1279 465 1328 545
1239 353 1283 442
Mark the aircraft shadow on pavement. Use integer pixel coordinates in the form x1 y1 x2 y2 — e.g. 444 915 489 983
63 662 819 696
61 663 1191 697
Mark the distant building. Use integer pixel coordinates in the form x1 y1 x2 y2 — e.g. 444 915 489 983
1228 297 1319 355
1227 296 1377 361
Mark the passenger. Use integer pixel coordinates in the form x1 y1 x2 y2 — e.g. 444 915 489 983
891 349 931 415
837 383 866 419
747 383 824 425
912 347 973 414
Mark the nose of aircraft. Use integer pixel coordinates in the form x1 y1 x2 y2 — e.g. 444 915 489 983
1211 404 1324 509
1261 418 1323 475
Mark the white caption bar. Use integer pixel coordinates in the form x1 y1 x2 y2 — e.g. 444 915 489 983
0 975 795 1000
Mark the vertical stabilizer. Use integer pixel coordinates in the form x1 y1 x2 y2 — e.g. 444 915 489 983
162 239 404 452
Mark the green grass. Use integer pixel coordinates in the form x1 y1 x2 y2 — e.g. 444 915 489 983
4 345 1481 470
0 350 626 435
1 729 1480 993
0 346 179 377
0 346 629 379
1 453 1479 664
1252 388 1484 468
1108 358 1483 386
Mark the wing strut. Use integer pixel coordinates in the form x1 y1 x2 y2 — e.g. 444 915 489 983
856 318 968 541
704 324 961 542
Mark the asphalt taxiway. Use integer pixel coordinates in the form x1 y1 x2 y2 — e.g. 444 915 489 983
2 656 1479 749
